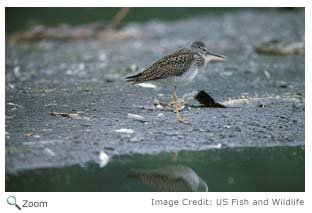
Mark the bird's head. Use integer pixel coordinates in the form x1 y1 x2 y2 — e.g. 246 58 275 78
190 41 225 60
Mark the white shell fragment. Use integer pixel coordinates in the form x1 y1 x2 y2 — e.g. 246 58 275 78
22 140 64 146
264 70 271 79
44 148 56 157
115 128 135 134
99 150 110 168
157 113 164 117
214 143 223 149
7 102 23 108
128 113 145 122
136 82 157 89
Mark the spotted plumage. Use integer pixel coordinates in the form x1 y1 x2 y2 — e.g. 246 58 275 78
126 48 196 83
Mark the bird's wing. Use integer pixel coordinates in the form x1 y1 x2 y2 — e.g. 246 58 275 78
126 48 194 83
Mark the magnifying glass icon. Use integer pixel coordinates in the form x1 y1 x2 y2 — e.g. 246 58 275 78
7 196 21 210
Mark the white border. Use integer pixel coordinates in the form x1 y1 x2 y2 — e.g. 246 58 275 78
1 1 310 213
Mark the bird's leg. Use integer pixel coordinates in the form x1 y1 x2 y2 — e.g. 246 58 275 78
173 86 180 122
173 86 188 123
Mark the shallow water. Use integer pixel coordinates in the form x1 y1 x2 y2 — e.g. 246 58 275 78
6 146 304 192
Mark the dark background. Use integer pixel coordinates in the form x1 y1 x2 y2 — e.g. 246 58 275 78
6 7 254 34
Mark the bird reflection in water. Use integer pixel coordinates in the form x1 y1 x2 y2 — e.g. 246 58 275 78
128 165 208 192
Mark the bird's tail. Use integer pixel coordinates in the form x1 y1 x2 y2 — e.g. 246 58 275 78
125 73 142 83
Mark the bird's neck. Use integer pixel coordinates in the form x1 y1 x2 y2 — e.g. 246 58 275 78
194 52 208 68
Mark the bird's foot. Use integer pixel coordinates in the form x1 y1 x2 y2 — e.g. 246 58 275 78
176 116 189 123
177 118 189 124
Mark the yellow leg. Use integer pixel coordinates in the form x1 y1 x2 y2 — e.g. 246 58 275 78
173 86 188 123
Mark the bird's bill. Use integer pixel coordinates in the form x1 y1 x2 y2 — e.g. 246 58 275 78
205 49 225 59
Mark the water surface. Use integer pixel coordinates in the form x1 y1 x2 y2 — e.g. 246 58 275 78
6 146 304 192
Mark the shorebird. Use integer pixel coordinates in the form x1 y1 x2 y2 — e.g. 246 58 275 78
126 41 225 123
